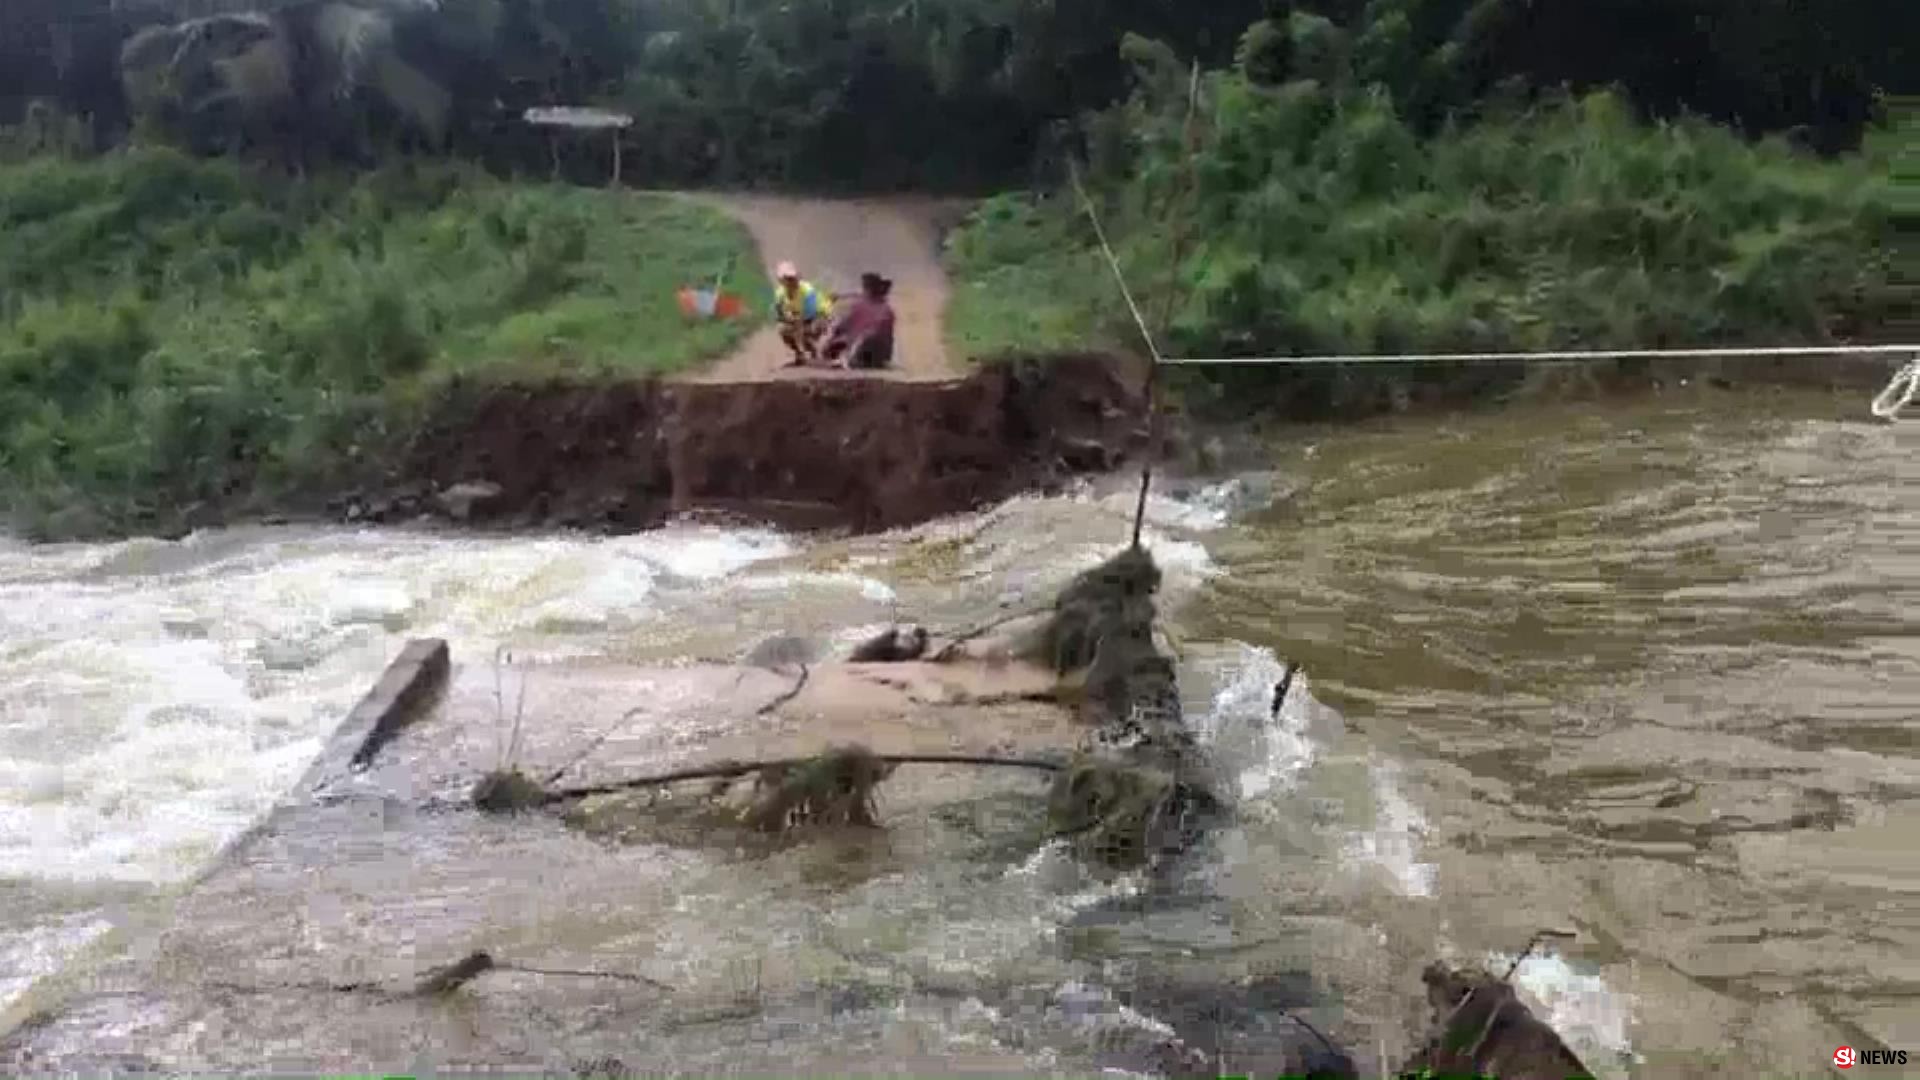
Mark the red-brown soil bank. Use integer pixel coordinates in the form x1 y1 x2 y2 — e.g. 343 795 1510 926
338 356 1151 534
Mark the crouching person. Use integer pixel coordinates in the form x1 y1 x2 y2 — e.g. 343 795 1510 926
824 272 896 370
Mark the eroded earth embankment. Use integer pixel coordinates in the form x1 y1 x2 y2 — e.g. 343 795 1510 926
337 355 1151 535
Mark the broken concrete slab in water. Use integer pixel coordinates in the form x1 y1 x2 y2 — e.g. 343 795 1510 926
0 634 1120 1072
0 555 1596 1078
0 549 1367 1068
0 556 1219 1071
342 638 451 771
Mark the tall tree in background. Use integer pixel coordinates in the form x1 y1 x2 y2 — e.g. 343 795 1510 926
2 0 1910 181
107 0 643 168
1306 0 1906 152
116 0 458 163
1 0 127 139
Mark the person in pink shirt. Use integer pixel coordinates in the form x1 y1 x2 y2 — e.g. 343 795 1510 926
824 272 896 370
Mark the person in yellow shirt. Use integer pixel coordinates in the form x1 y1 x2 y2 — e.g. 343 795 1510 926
771 260 834 365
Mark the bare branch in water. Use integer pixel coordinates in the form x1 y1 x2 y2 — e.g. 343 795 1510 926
195 949 674 1000
540 750 1066 808
1270 662 1296 722
495 961 670 991
755 662 809 715
414 950 496 996
929 605 1050 662
543 705 650 786
492 645 533 771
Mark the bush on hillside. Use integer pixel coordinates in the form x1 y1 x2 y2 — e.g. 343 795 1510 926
0 150 761 539
945 82 1907 365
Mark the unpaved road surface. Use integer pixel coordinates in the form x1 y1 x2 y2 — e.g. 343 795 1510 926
674 194 969 384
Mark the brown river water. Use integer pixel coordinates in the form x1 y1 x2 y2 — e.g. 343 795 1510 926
1 385 1914 1077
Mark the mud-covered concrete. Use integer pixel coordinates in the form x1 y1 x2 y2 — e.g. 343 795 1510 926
0 622 1375 1078
0 649 1097 1074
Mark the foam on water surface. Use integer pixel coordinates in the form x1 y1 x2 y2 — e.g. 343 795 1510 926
632 526 795 580
913 486 1223 593
738 569 900 604
1089 473 1283 533
0 523 798 896
1492 950 1641 1077
1343 757 1438 898
1184 643 1442 922
1188 643 1322 803
0 913 113 1008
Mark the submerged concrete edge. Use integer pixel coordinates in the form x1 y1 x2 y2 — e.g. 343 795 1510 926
0 639 453 1045
340 638 453 773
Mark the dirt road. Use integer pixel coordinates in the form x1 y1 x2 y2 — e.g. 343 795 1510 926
673 194 968 383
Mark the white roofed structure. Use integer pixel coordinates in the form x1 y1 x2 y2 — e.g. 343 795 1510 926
522 105 635 184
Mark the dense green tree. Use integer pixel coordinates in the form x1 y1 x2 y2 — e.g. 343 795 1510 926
2 0 1910 182
1328 0 1909 152
1 0 126 139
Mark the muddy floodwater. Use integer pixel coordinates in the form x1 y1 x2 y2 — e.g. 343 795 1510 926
2 386 1915 1077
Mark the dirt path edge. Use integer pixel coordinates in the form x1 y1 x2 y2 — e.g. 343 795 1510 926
670 193 973 384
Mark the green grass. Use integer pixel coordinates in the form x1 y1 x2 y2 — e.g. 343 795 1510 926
423 187 760 376
944 86 1908 364
0 149 762 538
943 194 1130 359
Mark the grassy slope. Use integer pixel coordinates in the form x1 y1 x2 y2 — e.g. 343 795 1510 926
0 150 762 538
943 89 1908 364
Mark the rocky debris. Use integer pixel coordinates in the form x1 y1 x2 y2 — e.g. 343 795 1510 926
329 481 432 526
1040 546 1194 760
848 625 929 662
412 950 496 996
1056 436 1117 472
736 745 897 832
946 973 1356 1080
1113 975 1358 1080
1401 961 1597 1080
1011 547 1367 1077
1030 545 1224 873
471 768 545 813
434 480 505 521
1046 758 1190 870
740 633 818 673
1040 545 1161 675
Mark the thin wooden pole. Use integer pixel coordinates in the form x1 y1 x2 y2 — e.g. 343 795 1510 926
1130 60 1205 550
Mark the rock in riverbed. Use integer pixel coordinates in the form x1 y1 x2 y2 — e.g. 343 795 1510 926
434 480 505 521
